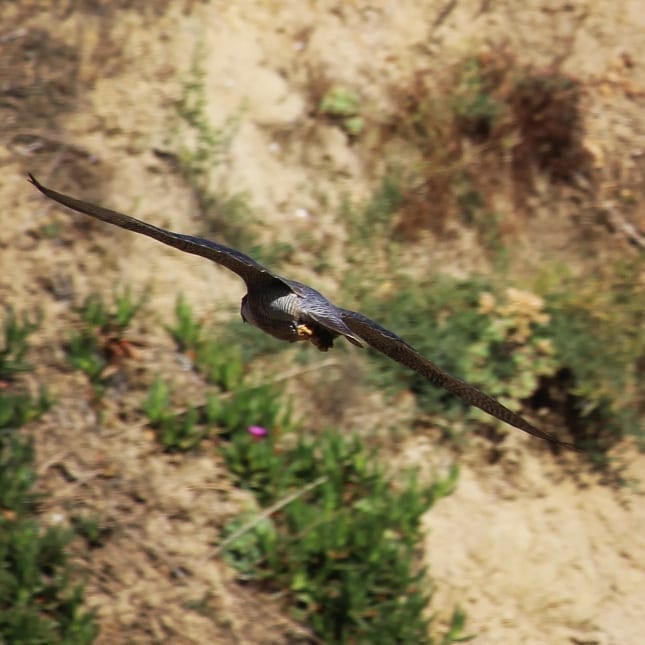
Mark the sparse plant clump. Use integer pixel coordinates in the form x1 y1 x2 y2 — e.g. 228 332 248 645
65 289 146 401
340 173 405 275
166 45 290 269
1 309 52 429
542 261 645 461
71 514 112 550
383 69 458 238
139 299 468 640
168 296 245 391
450 54 506 141
143 377 205 450
167 45 296 267
0 307 97 643
451 169 509 268
0 431 98 644
318 85 364 136
349 266 644 462
145 297 294 450
0 388 51 432
510 68 590 184
219 428 466 644
384 49 589 239
171 42 242 215
1 309 43 380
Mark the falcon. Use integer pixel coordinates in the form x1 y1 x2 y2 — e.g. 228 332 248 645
29 174 574 449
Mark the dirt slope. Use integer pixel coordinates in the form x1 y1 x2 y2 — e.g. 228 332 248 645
1 1 644 643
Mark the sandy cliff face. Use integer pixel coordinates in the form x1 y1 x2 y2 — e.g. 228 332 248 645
2 1 644 643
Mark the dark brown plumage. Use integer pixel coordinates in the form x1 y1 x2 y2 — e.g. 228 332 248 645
29 174 576 450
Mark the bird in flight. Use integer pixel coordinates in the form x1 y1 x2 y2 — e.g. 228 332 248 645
29 174 575 449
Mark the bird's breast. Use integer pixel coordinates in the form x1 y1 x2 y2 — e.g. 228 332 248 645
244 288 302 342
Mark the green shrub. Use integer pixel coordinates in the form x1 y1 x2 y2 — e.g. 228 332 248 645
0 432 98 644
168 296 245 390
144 376 293 452
143 378 204 451
205 382 293 438
0 308 52 430
65 290 146 400
146 298 295 450
319 85 364 136
355 276 496 417
220 428 464 643
1 308 43 380
543 262 645 456
0 306 96 642
349 265 644 457
451 55 504 140
0 389 51 431
139 297 470 639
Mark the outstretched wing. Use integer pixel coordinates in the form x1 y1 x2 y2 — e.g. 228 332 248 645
29 174 283 287
339 308 576 449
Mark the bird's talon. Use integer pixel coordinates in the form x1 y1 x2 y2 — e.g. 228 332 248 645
296 323 314 338
296 323 332 351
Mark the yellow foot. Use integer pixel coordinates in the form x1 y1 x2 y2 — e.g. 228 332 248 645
297 323 331 351
296 323 314 339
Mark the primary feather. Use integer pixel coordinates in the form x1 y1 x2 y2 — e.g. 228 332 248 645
339 309 575 449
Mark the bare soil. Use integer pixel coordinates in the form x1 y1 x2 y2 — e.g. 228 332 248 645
2 1 644 643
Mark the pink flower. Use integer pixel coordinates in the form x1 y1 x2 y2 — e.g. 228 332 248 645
247 425 268 438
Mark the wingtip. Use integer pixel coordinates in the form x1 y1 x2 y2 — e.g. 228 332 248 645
28 173 52 198
560 439 582 453
544 435 580 453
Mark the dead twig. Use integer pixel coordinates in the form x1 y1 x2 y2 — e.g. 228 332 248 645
603 203 645 250
210 475 328 559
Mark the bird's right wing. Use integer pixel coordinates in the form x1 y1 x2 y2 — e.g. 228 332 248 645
29 174 281 287
339 307 577 450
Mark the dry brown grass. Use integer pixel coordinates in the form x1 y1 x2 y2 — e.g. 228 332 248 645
377 49 594 244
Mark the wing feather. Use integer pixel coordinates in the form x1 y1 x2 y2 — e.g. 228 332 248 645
340 308 576 449
281 279 363 347
29 174 280 287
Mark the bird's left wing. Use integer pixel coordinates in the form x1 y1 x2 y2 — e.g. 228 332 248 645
339 308 577 449
29 174 281 287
